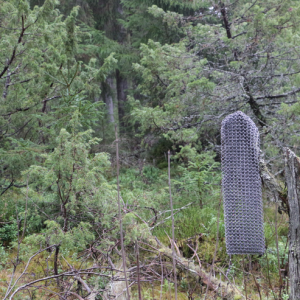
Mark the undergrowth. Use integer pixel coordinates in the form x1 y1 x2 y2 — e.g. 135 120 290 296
0 160 290 299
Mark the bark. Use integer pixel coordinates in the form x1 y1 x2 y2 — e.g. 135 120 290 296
248 95 266 127
284 148 300 300
219 2 267 127
260 155 289 214
102 78 115 123
220 2 232 39
2 68 10 99
0 15 29 79
54 245 60 286
244 85 266 127
260 156 282 202
116 69 128 131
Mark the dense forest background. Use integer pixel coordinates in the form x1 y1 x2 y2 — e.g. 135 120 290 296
1 0 300 299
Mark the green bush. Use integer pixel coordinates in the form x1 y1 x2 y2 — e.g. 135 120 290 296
0 221 18 245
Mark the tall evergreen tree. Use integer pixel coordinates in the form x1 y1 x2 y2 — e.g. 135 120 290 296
129 0 300 159
0 0 116 195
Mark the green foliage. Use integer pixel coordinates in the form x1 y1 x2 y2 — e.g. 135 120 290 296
0 0 116 195
19 112 117 254
154 205 224 243
123 212 152 244
129 37 215 149
142 165 160 183
174 146 221 206
121 1 188 47
0 0 297 298
0 246 8 270
260 241 288 275
21 220 95 254
0 221 18 245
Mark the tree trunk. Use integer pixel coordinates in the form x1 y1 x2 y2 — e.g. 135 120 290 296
116 69 128 131
285 148 300 300
102 77 115 123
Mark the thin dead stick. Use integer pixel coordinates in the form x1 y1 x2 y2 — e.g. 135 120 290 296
21 175 29 241
173 242 181 257
150 202 194 230
263 248 278 299
115 126 130 300
220 271 222 298
4 244 59 300
190 238 199 260
187 244 202 268
251 272 262 300
8 271 111 300
4 260 17 299
275 202 283 298
168 150 177 300
243 256 248 300
165 231 181 256
204 196 222 300
159 252 163 300
136 241 142 300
